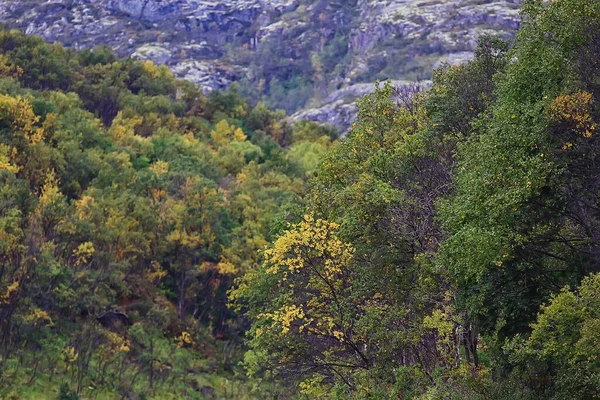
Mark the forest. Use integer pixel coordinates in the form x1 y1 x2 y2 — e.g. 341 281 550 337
0 0 600 399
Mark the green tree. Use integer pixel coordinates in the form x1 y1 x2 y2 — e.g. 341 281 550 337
438 0 600 353
511 273 600 399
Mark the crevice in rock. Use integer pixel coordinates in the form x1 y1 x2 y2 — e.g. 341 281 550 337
139 0 150 20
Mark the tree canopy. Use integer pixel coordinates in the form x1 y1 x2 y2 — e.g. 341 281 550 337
233 0 600 398
0 27 337 399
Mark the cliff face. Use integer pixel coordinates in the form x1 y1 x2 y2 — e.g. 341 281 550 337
0 0 521 131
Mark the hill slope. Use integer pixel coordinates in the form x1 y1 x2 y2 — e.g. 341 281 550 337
0 26 336 399
0 0 521 130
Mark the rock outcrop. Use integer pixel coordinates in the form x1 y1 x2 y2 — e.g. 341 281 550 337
0 0 521 131
105 0 183 22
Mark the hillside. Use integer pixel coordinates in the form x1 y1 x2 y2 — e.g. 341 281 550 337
2 0 599 399
0 0 521 130
0 26 336 399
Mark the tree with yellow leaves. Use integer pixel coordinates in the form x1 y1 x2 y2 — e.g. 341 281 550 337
164 176 228 318
232 215 377 391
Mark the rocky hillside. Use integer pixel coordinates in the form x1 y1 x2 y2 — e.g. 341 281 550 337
0 0 521 130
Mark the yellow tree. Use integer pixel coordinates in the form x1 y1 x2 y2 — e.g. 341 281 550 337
231 215 373 390
164 176 227 318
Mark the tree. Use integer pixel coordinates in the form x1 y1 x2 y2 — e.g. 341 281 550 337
511 273 600 399
163 176 228 319
438 0 600 352
233 215 367 389
235 81 474 397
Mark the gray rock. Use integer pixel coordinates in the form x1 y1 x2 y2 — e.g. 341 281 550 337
0 0 522 128
105 0 182 22
131 44 172 65
292 100 358 134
